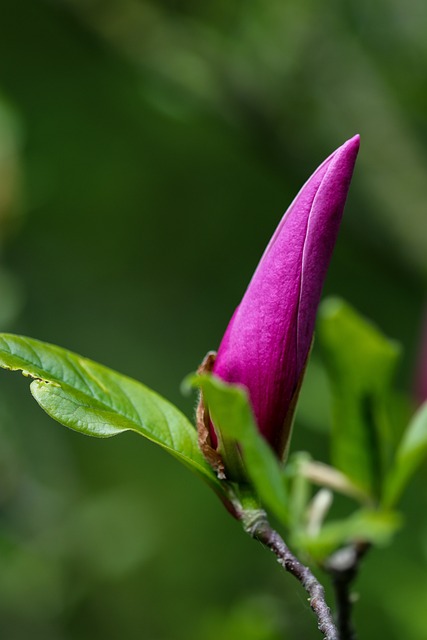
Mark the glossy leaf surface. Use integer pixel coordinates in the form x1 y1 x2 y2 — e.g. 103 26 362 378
0 334 220 490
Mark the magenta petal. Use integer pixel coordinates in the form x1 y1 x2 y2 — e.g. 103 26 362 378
212 136 360 457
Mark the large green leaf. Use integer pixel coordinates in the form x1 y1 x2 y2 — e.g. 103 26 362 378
383 401 427 507
190 374 288 525
0 333 220 491
318 299 401 499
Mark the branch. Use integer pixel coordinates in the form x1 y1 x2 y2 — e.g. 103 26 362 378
325 543 370 640
242 511 339 640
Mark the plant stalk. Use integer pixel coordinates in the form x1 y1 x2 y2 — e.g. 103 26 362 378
325 543 369 640
242 510 339 640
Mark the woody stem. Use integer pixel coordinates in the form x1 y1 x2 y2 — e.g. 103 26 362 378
241 511 339 640
325 543 370 640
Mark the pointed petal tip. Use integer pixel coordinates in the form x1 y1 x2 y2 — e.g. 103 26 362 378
332 134 360 169
344 134 361 152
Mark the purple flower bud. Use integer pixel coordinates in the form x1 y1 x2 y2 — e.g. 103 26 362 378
211 136 360 458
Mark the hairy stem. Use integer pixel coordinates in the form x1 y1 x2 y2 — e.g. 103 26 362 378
242 511 339 640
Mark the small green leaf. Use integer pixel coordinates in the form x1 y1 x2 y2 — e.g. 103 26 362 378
296 358 332 434
191 374 288 525
0 333 220 491
285 452 312 531
383 401 427 507
318 298 400 499
295 509 402 561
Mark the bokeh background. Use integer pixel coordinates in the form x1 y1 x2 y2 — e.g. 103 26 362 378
1 1 427 638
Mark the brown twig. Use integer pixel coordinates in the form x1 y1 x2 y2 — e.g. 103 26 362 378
242 511 339 640
325 543 370 640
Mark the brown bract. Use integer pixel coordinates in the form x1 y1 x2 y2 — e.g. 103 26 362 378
196 351 226 479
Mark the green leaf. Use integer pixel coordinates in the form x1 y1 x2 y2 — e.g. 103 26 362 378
318 298 400 499
0 333 220 491
190 373 288 525
383 401 427 507
284 452 312 531
295 509 402 561
296 358 332 434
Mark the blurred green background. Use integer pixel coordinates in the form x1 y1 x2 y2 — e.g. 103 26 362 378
1 1 427 638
